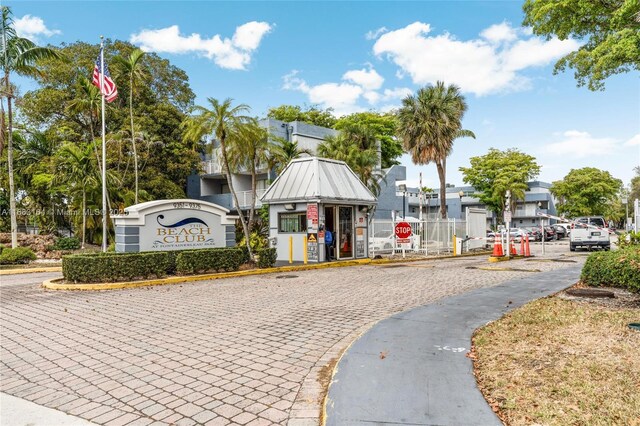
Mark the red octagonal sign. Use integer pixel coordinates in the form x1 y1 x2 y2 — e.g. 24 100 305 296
395 222 412 239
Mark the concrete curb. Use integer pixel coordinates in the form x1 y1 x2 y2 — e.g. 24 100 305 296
42 251 491 291
1 266 62 276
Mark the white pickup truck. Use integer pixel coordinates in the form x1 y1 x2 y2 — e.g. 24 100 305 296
569 216 611 251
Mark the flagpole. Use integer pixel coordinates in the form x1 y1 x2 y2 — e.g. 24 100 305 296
100 36 107 252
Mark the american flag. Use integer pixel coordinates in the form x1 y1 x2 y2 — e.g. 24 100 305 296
92 48 118 103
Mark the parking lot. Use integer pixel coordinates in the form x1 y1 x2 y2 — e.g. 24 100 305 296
1 247 585 425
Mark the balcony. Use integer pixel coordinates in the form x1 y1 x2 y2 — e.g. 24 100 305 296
237 189 267 208
200 189 267 211
202 159 223 175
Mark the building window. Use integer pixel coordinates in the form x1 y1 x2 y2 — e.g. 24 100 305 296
279 212 307 233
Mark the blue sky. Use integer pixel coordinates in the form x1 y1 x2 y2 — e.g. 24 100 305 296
8 1 640 190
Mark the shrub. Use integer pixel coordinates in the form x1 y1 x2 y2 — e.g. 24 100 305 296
617 231 640 250
175 248 244 275
0 247 37 264
63 252 169 283
52 237 81 251
256 248 277 268
238 245 251 264
581 247 640 293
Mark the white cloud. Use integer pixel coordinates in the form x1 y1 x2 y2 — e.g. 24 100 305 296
14 15 60 41
365 26 388 40
625 134 640 146
342 67 384 90
373 21 580 96
480 22 517 44
283 71 364 116
544 130 618 157
382 87 412 100
130 21 272 70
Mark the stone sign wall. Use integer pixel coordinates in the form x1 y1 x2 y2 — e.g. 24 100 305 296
113 200 237 253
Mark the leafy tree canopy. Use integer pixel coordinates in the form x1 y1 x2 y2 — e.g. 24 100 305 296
523 0 640 90
266 104 337 128
335 111 403 168
551 167 623 217
460 148 541 220
20 39 195 133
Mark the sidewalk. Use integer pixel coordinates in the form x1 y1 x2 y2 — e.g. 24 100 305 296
0 393 94 426
325 265 583 425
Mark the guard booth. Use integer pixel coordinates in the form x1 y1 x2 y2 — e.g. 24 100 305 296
261 157 377 263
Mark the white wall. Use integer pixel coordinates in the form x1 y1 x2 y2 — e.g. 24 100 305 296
269 204 315 262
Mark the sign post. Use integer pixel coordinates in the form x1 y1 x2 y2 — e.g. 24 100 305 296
395 221 412 259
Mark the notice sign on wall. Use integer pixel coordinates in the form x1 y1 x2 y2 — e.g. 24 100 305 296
307 203 318 231
307 232 318 261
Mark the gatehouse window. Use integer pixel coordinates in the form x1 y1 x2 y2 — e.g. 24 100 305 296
279 212 307 233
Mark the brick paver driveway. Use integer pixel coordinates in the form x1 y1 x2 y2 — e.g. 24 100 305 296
1 250 584 426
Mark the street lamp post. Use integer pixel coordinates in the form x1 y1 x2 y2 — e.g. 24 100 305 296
398 183 407 219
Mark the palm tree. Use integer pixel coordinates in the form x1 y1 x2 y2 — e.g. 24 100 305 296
182 98 255 258
317 131 383 195
66 76 103 169
54 142 99 248
269 137 312 175
1 5 59 247
114 48 147 204
227 122 270 227
397 82 475 219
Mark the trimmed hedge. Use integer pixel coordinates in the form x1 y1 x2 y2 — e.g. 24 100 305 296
581 247 640 293
63 252 169 283
175 248 244 274
0 247 37 264
256 248 277 268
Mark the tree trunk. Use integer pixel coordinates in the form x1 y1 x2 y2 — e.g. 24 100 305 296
0 97 5 157
220 137 253 259
249 157 257 227
436 160 447 219
81 188 86 249
130 79 138 205
6 70 17 248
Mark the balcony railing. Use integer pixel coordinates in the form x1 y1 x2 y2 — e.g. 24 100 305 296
201 160 269 175
236 189 267 208
202 159 223 174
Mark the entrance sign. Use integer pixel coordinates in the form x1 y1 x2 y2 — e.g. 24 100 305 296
113 199 237 253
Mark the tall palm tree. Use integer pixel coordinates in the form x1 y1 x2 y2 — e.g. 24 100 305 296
397 82 475 219
66 76 103 169
227 122 270 227
114 48 147 204
182 98 255 258
1 5 59 247
54 142 99 248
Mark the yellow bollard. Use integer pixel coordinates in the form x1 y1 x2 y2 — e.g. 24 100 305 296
303 236 308 264
453 234 457 256
289 236 293 264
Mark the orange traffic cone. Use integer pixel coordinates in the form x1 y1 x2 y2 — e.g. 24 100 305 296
520 237 525 256
524 235 531 257
510 240 517 256
492 236 504 257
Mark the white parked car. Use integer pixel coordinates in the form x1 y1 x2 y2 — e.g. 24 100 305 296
369 230 420 252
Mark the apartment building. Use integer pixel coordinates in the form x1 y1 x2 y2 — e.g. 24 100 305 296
186 119 338 211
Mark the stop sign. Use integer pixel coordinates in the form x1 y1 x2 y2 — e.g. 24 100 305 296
395 222 412 239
